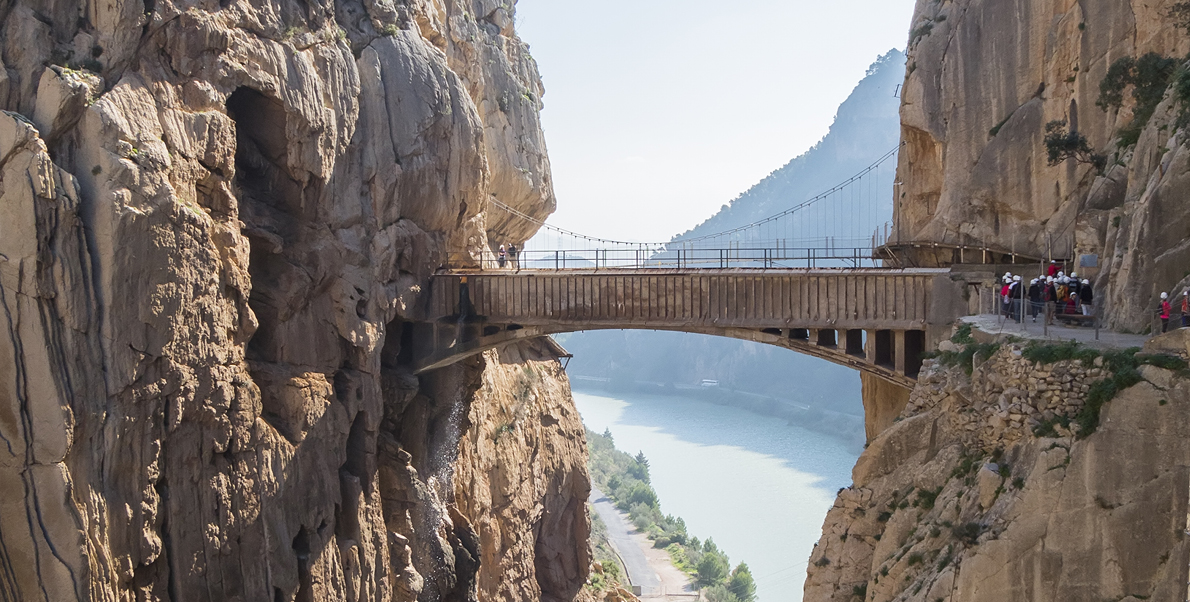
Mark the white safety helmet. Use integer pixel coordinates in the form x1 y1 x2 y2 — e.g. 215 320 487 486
1161 292 1169 300
1185 290 1189 296
1070 272 1077 278
1047 276 1054 283
1058 271 1065 277
1014 275 1021 282
1082 279 1089 285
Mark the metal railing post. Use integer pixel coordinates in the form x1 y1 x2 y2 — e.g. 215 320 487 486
1094 298 1100 341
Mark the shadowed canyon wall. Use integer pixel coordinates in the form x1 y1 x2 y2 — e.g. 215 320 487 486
0 0 592 600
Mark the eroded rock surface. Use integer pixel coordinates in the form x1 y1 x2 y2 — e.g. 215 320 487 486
805 340 1190 601
0 0 586 600
893 0 1190 330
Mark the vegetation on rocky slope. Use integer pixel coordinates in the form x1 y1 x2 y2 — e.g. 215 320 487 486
807 324 1190 601
587 429 757 601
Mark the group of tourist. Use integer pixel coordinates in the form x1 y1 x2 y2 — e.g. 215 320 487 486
998 261 1190 333
497 243 520 270
998 261 1093 324
1158 290 1190 333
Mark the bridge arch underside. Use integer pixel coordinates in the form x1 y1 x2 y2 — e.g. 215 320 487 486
414 321 925 389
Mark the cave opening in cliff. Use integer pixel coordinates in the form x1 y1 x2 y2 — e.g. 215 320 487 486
343 410 374 494
381 320 417 369
229 86 299 367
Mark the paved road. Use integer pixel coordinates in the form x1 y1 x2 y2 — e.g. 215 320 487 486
590 487 661 595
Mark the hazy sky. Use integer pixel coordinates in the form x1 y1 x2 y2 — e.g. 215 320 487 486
515 0 917 243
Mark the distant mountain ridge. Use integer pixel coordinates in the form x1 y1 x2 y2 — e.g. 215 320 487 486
563 50 908 415
674 49 904 245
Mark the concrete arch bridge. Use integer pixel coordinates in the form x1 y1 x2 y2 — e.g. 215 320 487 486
414 269 965 391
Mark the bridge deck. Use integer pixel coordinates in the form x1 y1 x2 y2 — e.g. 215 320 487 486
429 268 952 331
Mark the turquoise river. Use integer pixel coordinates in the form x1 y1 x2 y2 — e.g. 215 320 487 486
574 389 862 602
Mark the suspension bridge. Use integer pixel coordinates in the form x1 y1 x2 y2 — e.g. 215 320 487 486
416 148 977 387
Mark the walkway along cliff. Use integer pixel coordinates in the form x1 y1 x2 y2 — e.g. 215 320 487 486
0 0 593 600
802 0 1190 599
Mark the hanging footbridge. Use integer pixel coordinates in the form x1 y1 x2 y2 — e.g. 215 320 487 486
414 148 978 386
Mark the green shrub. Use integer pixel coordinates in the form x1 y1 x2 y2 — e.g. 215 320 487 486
950 452 980 479
1097 53 1180 145
1021 339 1099 365
1044 120 1106 173
697 550 731 586
951 323 975 345
727 564 757 602
1068 349 1185 438
1097 57 1137 111
953 522 983 545
704 585 742 602
852 583 868 599
915 487 943 510
1174 66 1190 129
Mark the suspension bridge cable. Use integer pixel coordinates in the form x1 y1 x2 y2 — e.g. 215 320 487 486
488 145 900 248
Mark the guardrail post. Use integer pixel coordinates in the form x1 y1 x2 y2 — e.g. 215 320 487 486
1094 298 1100 341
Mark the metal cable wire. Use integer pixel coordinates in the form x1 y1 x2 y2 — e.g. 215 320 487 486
489 145 900 248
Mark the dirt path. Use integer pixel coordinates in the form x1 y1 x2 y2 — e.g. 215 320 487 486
628 529 698 601
589 488 696 600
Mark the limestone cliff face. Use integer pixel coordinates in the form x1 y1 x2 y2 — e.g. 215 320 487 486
0 0 587 600
893 0 1190 330
454 342 591 602
804 335 1190 601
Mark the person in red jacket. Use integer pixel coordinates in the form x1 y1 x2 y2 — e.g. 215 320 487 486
1047 261 1059 277
1160 292 1172 333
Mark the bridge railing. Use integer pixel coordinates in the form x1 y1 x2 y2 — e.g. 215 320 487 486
483 247 885 271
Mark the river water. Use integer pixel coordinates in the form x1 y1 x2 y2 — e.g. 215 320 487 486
574 389 861 602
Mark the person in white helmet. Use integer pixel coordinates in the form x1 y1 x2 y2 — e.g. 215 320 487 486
1009 275 1023 321
1160 292 1171 332
1044 276 1057 325
1079 279 1093 316
1183 290 1190 328
1000 276 1012 316
1028 278 1042 321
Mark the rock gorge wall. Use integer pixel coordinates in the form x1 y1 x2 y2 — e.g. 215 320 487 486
0 0 591 600
894 0 1190 330
805 333 1190 601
